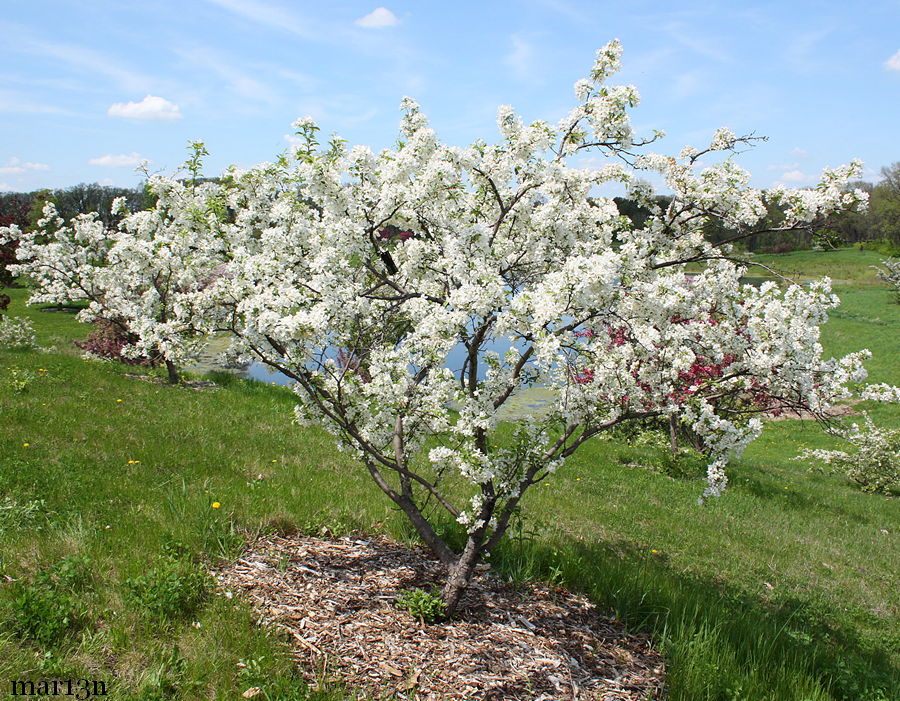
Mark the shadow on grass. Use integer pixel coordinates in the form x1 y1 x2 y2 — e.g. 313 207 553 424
737 473 873 525
490 535 898 701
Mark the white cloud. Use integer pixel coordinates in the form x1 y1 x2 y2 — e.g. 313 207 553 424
355 7 399 28
767 162 799 171
205 0 418 64
88 153 146 168
505 35 535 81
0 157 50 175
0 183 11 191
885 49 900 72
768 147 810 171
780 170 808 182
283 133 305 149
108 95 182 121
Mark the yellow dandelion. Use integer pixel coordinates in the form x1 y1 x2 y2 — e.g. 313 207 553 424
212 502 221 509
116 399 123 403
23 443 30 447
271 459 278 463
651 549 659 554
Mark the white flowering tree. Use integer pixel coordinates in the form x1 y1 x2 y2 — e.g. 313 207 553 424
174 41 885 613
0 161 227 383
6 42 890 613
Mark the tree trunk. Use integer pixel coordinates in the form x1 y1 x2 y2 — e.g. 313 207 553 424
165 360 180 384
668 415 678 454
440 536 483 616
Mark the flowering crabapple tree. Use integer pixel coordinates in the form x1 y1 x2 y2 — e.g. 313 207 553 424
165 40 892 614
0 149 226 383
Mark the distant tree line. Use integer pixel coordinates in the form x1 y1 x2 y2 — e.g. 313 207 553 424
0 182 147 231
830 162 900 251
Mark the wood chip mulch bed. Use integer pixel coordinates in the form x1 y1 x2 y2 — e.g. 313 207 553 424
215 534 665 700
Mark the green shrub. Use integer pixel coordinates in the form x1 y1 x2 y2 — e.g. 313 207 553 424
395 587 446 623
124 557 211 623
857 238 900 257
5 555 94 645
607 420 708 480
8 584 88 645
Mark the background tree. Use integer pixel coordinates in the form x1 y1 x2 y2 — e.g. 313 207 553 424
0 193 31 287
870 162 900 246
51 183 145 225
1 168 222 383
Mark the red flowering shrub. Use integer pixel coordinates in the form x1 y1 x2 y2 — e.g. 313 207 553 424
73 319 156 365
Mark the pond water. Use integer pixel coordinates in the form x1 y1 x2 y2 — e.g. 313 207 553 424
191 334 555 419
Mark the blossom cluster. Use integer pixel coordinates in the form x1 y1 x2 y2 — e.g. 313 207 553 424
0 176 227 373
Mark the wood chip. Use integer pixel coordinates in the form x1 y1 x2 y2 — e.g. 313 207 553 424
216 534 666 700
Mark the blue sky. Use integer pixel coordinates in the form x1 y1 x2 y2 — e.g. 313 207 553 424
2 0 899 193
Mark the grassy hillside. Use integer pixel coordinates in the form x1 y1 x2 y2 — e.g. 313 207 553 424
1 260 898 700
747 247 888 284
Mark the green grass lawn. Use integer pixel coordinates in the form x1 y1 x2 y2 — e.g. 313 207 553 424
747 247 889 284
1 266 898 701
